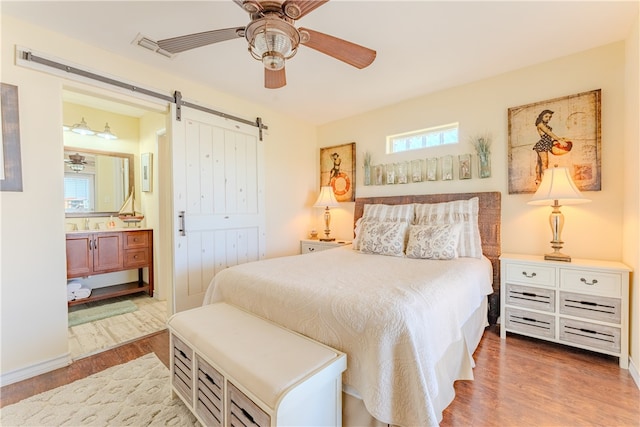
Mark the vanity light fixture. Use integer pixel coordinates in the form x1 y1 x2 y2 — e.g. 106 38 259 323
64 118 118 140
70 117 95 136
96 123 118 140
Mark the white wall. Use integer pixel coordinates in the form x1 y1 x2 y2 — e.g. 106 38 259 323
0 14 317 382
318 41 639 375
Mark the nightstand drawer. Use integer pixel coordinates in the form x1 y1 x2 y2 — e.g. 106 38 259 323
505 307 555 339
505 283 555 312
559 292 621 323
505 262 556 288
560 269 621 297
300 239 350 254
559 318 621 353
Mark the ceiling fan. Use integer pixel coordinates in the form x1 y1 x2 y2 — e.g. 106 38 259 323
156 0 376 89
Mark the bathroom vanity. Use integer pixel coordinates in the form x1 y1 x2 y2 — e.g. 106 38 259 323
65 228 153 306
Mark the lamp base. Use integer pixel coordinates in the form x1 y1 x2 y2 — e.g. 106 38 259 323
544 252 571 262
319 237 336 242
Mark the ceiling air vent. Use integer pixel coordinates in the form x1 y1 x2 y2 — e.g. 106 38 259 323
132 33 175 59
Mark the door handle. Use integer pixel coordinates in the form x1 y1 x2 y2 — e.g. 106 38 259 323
178 211 186 236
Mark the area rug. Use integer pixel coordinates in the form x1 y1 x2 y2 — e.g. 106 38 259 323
0 354 199 426
68 300 138 327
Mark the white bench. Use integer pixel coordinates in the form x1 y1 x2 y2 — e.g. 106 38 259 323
167 302 347 427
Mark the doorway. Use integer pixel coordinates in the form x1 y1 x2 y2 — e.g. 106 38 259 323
62 88 168 359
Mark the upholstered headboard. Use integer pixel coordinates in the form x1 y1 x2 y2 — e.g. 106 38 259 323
353 191 502 323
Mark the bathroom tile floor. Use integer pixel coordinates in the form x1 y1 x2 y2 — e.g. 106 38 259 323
67 294 167 360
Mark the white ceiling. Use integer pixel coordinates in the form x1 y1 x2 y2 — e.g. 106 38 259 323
3 1 638 125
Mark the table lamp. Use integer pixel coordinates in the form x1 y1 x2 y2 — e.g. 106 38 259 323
528 165 590 262
313 186 340 241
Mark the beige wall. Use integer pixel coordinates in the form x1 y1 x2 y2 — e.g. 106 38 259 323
623 10 640 384
2 11 638 386
318 41 639 376
0 14 317 381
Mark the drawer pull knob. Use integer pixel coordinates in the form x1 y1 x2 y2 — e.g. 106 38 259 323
522 291 538 297
580 328 596 334
522 271 537 279
309 247 315 251
580 278 598 286
178 349 187 358
522 316 537 322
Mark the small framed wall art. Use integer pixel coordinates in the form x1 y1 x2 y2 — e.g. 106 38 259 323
141 152 152 192
320 142 355 202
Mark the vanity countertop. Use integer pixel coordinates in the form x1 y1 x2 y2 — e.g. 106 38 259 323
66 227 152 234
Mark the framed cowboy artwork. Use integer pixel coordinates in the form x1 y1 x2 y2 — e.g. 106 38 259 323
320 142 355 202
507 89 601 194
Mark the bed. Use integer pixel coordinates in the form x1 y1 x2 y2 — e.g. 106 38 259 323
203 191 501 426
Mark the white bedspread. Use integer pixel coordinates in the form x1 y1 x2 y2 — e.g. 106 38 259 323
203 245 493 426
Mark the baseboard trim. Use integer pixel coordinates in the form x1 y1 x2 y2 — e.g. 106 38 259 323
629 356 640 390
0 353 71 387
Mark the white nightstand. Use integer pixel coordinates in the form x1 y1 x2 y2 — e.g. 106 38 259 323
500 253 631 368
300 239 351 254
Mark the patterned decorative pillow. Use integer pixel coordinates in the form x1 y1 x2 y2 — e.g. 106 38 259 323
358 221 409 257
413 197 483 258
405 224 462 260
353 204 414 250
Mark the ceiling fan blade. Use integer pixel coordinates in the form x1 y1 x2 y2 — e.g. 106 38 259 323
265 68 286 89
157 27 244 54
299 27 376 69
282 0 329 19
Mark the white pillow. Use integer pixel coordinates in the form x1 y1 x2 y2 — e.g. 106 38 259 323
358 221 409 257
405 224 462 260
353 203 414 250
413 197 483 258
362 203 414 222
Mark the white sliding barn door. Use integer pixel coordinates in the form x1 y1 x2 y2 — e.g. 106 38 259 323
171 104 265 312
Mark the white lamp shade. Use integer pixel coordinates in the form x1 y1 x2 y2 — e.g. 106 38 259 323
313 186 339 208
528 166 590 206
96 123 118 140
71 117 95 136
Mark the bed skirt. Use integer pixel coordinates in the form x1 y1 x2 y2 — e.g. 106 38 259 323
342 297 488 426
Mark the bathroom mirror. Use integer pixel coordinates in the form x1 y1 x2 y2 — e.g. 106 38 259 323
64 148 134 217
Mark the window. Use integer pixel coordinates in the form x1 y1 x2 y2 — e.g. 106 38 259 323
387 123 459 153
64 174 95 212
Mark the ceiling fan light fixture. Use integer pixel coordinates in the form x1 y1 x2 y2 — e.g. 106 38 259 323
246 16 299 70
261 51 286 70
67 153 87 172
71 117 95 136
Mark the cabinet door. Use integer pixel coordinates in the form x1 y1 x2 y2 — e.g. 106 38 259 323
66 234 93 278
93 232 124 273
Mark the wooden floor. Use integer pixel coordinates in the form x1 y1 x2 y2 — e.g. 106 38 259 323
1 327 638 426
